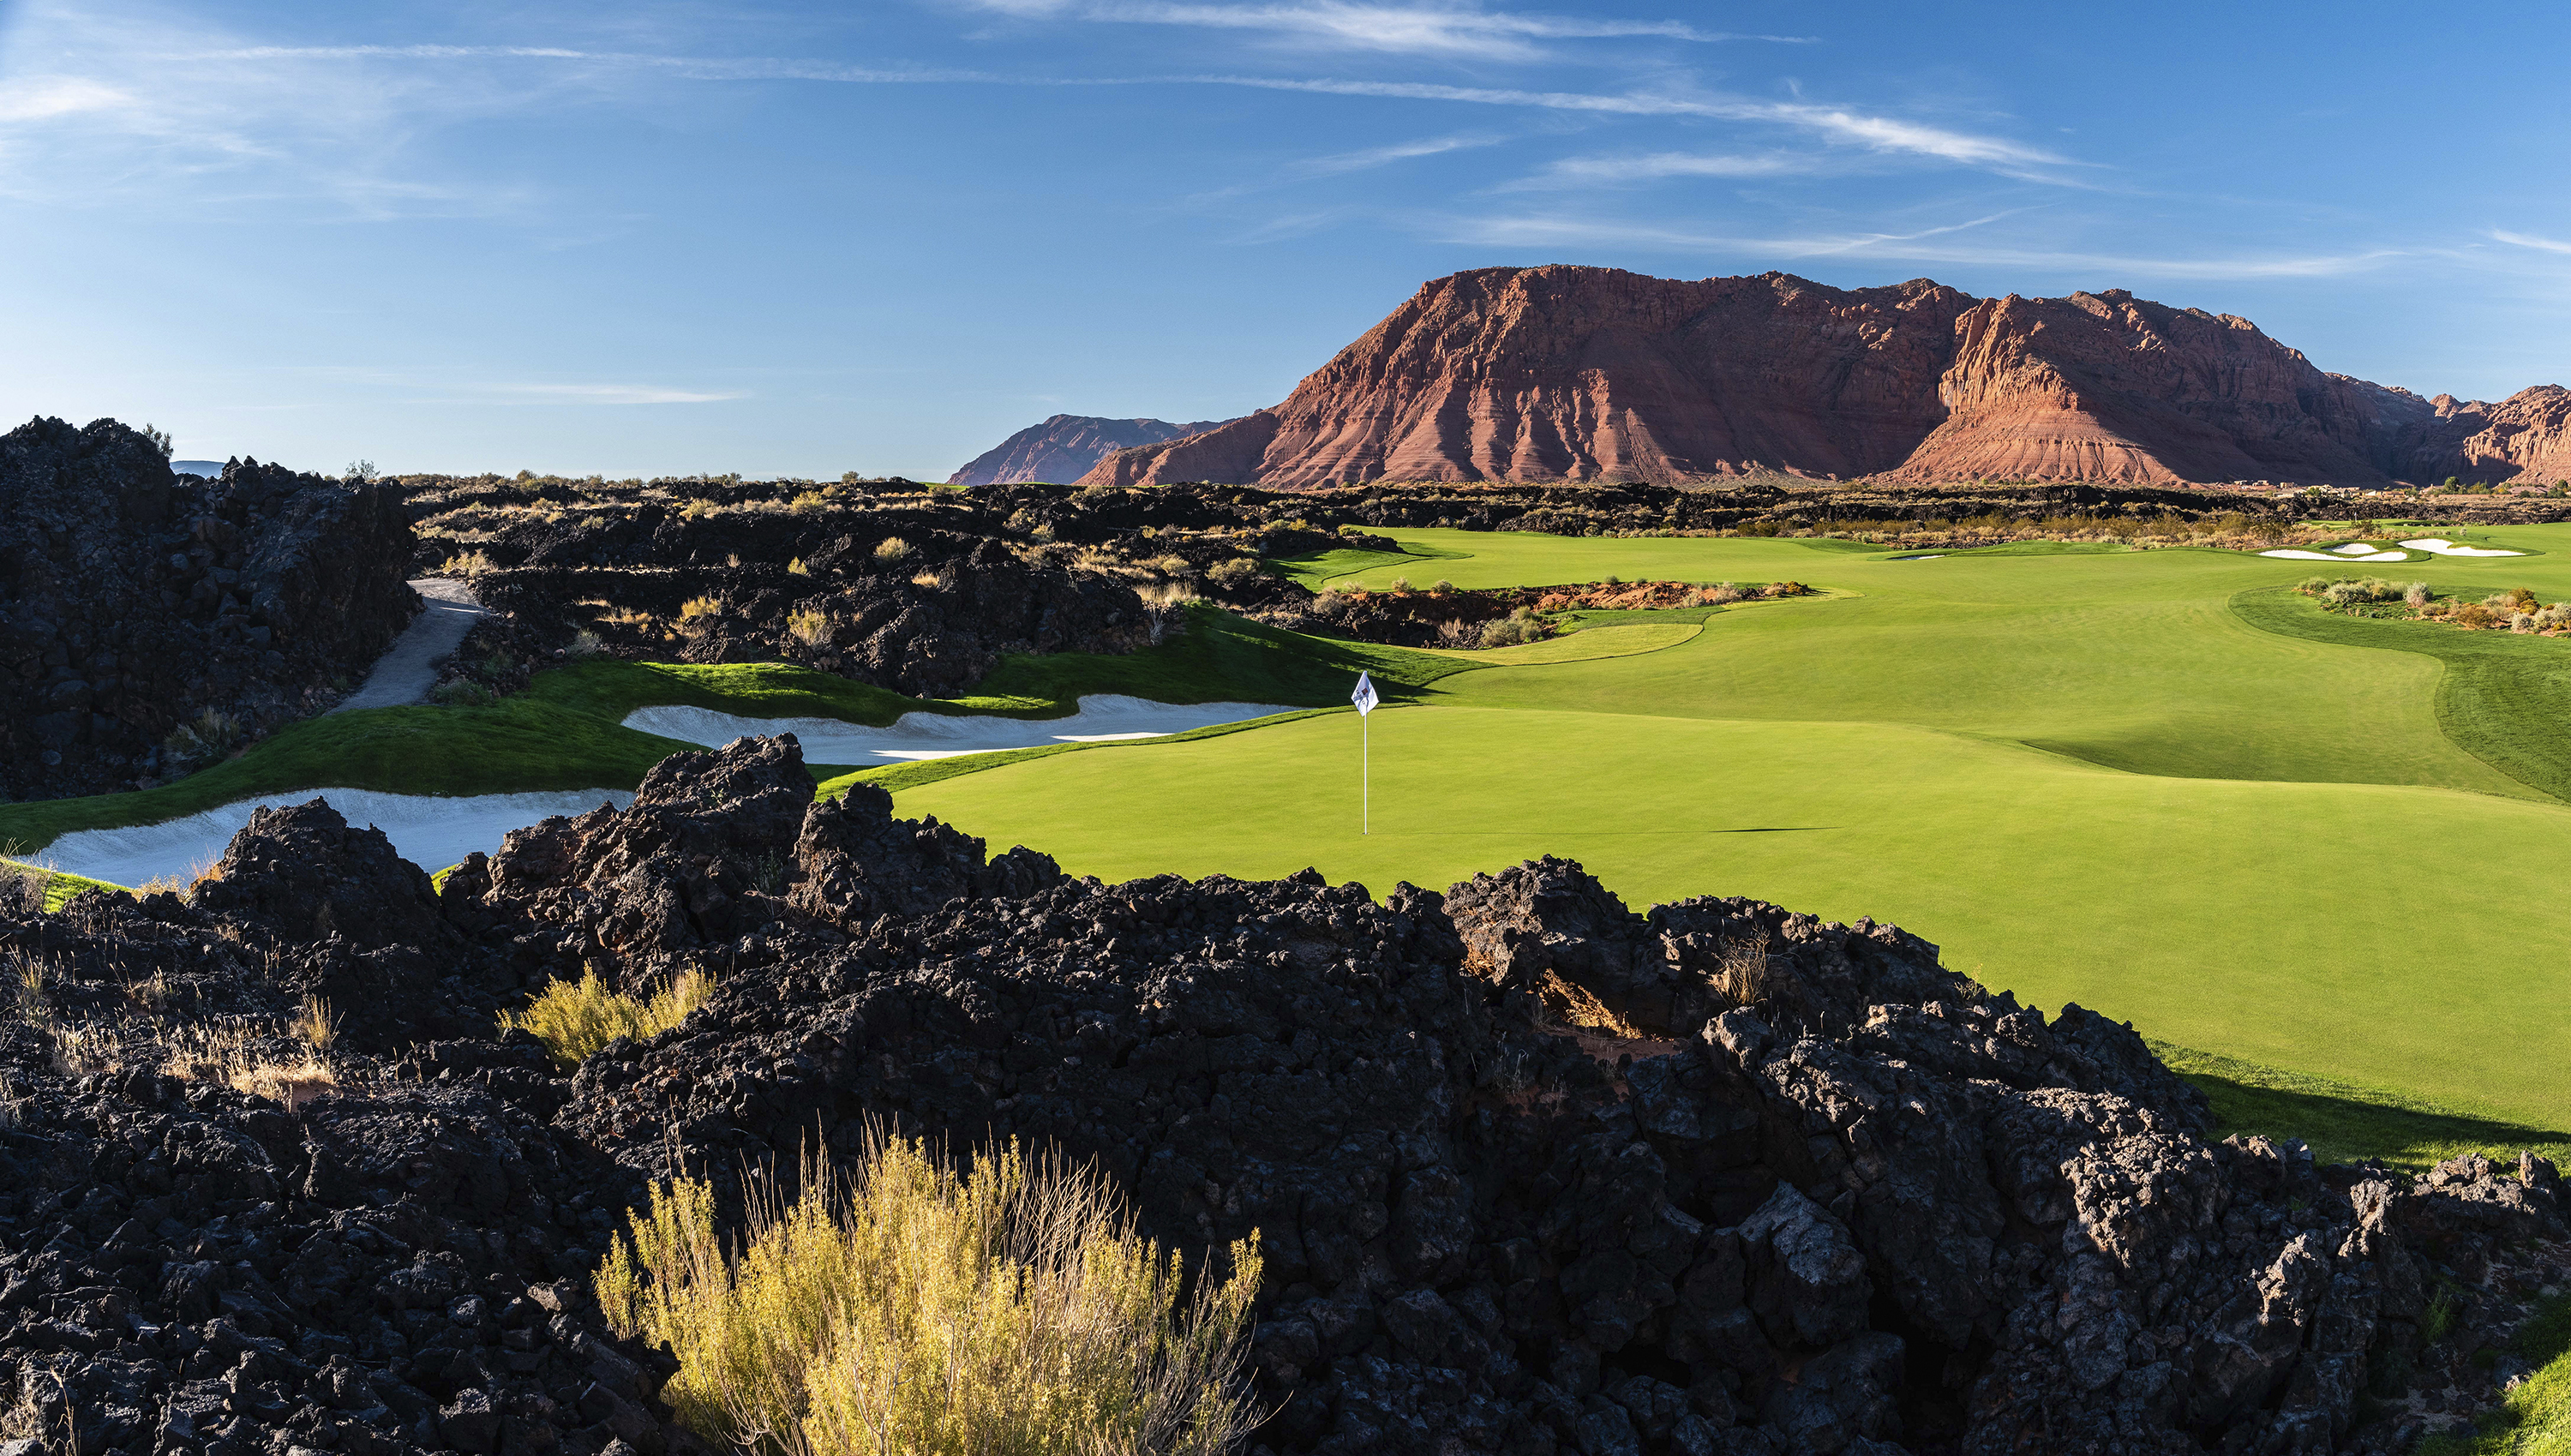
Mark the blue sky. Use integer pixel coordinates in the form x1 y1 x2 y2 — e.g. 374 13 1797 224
1 0 2566 479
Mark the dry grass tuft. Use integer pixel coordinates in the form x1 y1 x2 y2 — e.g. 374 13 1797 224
786 608 832 649
501 967 713 1067
597 1129 1263 1456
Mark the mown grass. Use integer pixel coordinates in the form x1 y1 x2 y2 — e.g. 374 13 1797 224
2232 584 2571 803
0 700 698 852
2153 1041 2571 1171
0 607 1474 861
901 524 2571 1137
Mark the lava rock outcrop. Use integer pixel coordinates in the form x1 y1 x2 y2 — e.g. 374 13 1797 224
0 416 416 800
9 736 2550 1454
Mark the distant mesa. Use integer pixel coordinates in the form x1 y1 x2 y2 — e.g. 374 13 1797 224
1065 266 2571 490
949 414 1237 487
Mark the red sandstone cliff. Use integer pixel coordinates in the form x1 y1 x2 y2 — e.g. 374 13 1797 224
949 414 1232 487
1074 267 2552 489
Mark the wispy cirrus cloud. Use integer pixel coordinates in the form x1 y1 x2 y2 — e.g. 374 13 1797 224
488 383 743 404
954 2 1813 61
1498 149 1808 189
1196 77 2072 173
1440 211 2402 279
2491 229 2571 255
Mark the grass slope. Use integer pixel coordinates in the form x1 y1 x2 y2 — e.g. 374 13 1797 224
896 704 2571 1132
901 525 2571 1140
0 608 1466 856
2232 586 2571 802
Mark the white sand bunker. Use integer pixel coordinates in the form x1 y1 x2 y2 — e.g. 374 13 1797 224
2402 538 2526 557
44 788 634 890
2261 548 2408 561
2260 549 2346 560
624 694 1303 764
2330 542 2385 554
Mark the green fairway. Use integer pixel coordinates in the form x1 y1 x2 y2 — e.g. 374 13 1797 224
898 524 2571 1140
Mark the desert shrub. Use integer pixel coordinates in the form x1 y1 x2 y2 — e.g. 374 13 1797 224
2322 578 2403 607
1432 578 1455 594
163 707 248 766
1206 557 1257 587
788 490 830 514
787 608 832 649
911 569 951 590
2456 602 2502 630
1477 609 1545 649
440 549 497 577
596 1130 1263 1456
1434 619 1477 647
1388 577 1412 594
874 536 913 564
2537 602 2571 631
2299 576 2331 594
679 499 720 521
786 557 811 577
1309 590 1346 617
566 628 605 657
1708 583 1745 604
677 595 724 633
502 968 712 1067
2405 581 2432 608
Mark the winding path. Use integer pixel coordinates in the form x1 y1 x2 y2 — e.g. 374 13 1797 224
332 578 486 713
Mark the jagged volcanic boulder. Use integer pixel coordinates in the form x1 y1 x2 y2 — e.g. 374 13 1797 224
459 740 2544 1455
6 737 2558 1455
0 417 416 800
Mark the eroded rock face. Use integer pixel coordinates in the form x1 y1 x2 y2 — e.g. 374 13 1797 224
1075 266 2566 489
0 417 415 800
0 736 2554 1455
949 413 1236 487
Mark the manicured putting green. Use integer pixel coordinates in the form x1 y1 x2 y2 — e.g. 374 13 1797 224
902 524 2571 1137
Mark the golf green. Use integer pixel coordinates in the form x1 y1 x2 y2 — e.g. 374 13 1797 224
901 524 2571 1136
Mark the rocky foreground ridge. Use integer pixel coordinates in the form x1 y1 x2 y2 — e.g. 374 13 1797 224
2 734 2557 1454
1073 267 2571 490
0 418 416 801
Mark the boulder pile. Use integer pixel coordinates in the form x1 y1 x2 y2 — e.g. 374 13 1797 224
0 417 416 800
0 737 2558 1454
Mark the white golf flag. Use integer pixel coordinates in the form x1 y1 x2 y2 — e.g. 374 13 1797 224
1351 672 1378 716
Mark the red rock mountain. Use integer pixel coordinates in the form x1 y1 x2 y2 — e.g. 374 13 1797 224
1075 267 2566 488
948 414 1232 487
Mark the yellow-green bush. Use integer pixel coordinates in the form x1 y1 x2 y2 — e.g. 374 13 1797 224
596 1130 1262 1455
500 968 711 1066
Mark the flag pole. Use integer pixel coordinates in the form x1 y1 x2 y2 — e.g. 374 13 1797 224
1351 670 1378 836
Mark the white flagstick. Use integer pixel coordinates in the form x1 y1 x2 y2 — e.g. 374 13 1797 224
1351 672 1379 835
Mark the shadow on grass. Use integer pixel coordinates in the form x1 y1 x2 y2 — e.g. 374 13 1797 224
2150 1040 2571 1172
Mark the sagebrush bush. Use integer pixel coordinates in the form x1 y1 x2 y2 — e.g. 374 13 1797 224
1206 557 1256 587
2405 581 2432 608
1477 608 1545 649
501 968 712 1067
787 608 832 649
873 536 912 563
597 1130 1262 1456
